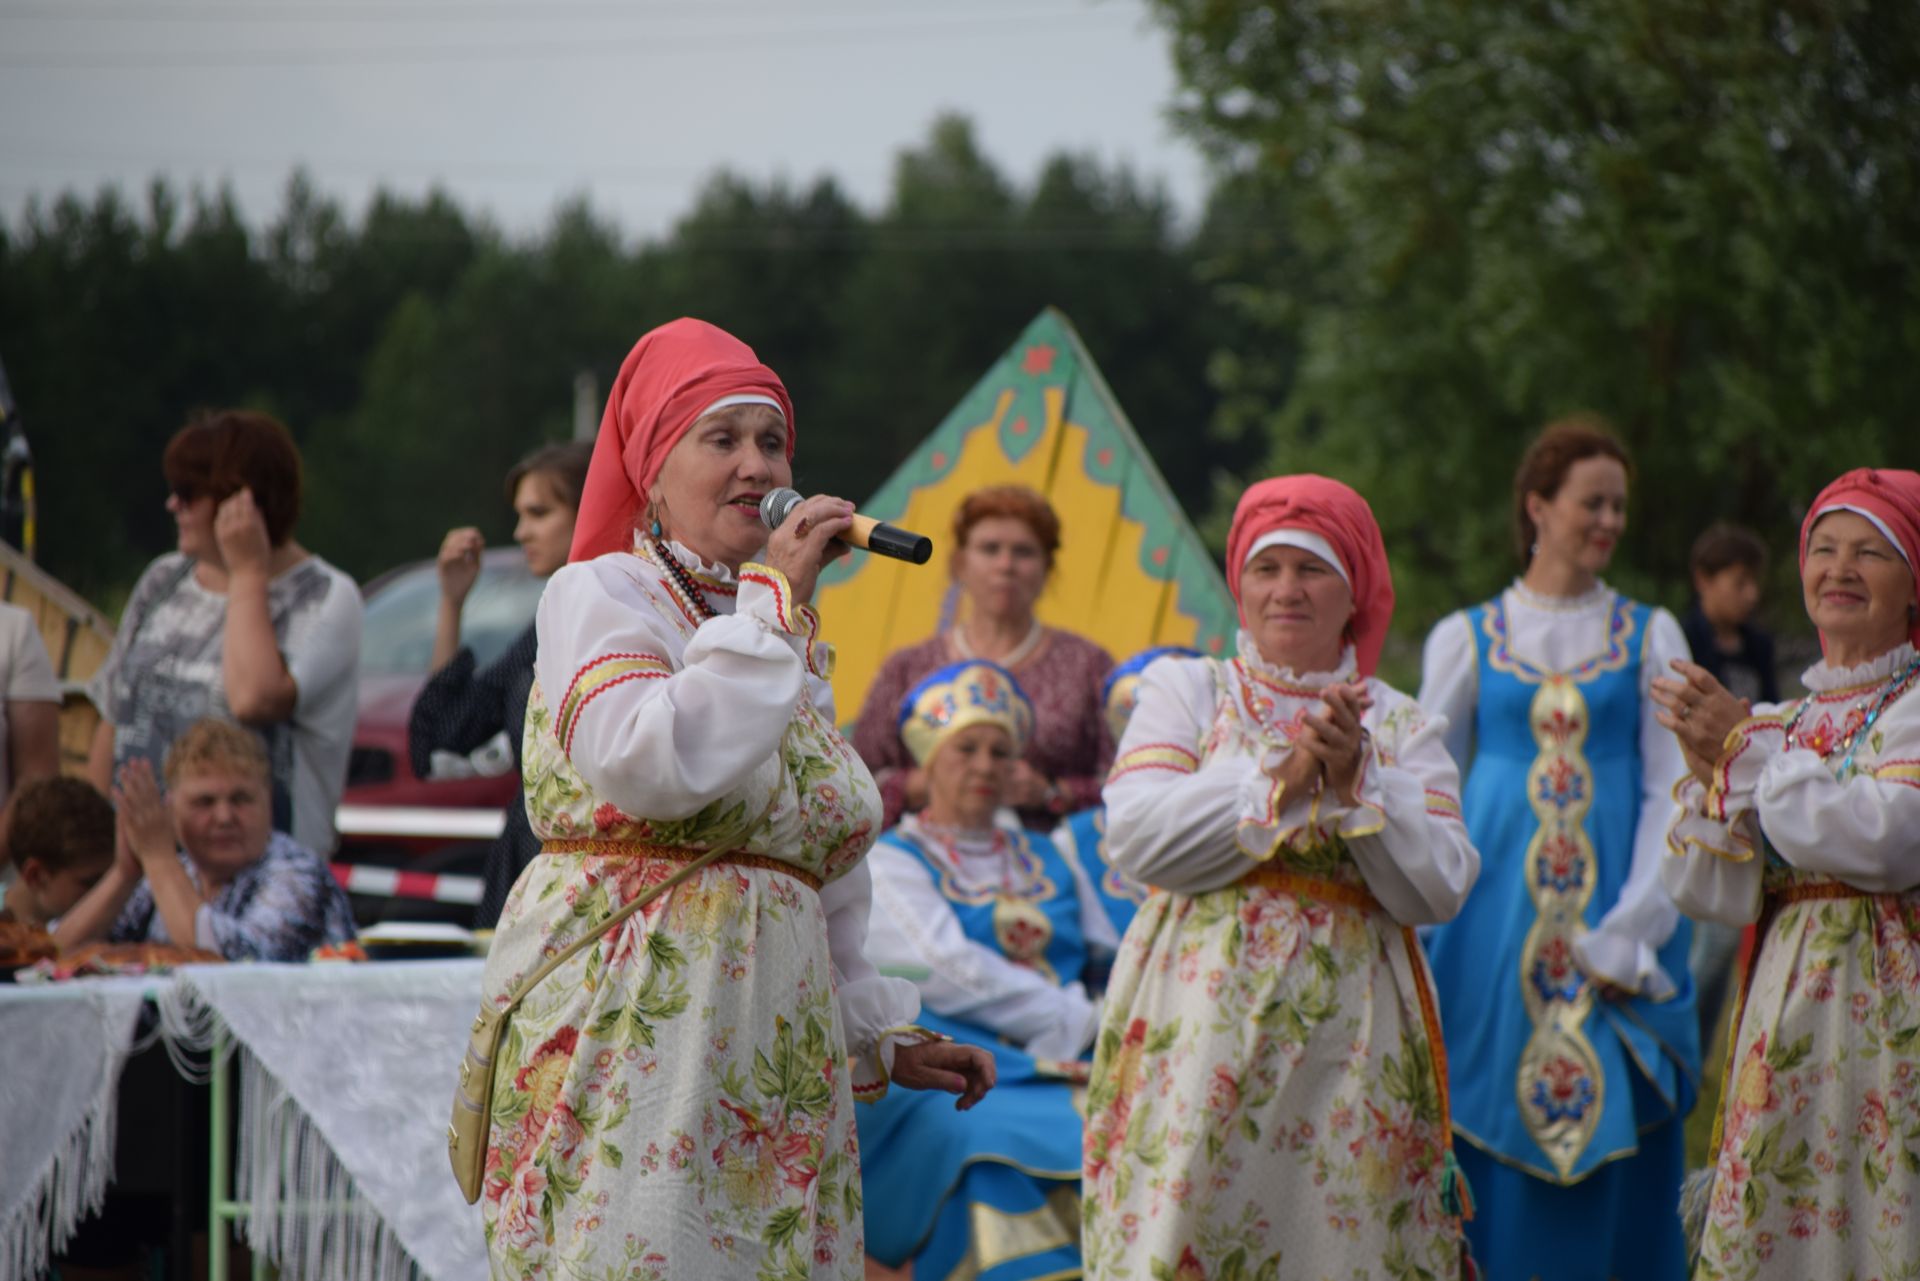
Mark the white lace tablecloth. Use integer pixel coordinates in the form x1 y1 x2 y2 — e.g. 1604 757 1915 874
0 976 159 1281
163 960 488 1281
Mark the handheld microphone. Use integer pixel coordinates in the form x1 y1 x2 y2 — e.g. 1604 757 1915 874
759 487 933 565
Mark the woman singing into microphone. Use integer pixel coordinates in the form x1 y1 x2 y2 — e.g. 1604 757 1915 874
476 318 993 1280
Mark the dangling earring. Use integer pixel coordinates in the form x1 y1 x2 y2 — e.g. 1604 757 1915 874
650 516 663 539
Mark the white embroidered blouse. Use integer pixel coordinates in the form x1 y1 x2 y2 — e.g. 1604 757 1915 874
864 812 1118 1062
529 538 923 1073
1664 641 1920 923
1103 639 1478 923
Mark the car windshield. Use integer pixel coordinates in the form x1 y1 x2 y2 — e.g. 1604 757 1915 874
360 560 546 676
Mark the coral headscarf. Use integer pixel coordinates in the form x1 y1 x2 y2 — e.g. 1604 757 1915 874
1800 467 1920 651
569 319 795 563
1226 475 1396 677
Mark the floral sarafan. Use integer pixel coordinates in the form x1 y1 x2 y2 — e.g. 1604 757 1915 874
1666 641 1920 1281
476 548 903 1281
1082 650 1471 1280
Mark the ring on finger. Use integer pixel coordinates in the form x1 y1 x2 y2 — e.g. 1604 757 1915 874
794 517 810 538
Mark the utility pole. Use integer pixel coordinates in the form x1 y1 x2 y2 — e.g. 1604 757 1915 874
572 371 598 441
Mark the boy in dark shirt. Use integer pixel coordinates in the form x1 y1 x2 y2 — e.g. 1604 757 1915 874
1681 522 1779 1054
1681 522 1780 708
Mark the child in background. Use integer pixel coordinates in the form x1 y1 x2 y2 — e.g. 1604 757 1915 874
1681 522 1780 707
1680 521 1778 1054
0 776 116 927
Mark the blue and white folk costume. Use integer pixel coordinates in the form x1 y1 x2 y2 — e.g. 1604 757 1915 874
857 661 1118 1281
1420 581 1701 1281
1053 647 1202 942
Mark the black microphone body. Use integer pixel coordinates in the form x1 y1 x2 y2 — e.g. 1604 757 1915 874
759 487 933 565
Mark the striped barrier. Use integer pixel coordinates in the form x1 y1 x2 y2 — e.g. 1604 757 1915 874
329 803 502 904
329 862 483 906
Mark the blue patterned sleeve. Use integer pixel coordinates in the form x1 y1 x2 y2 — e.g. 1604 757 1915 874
108 881 158 943
200 835 358 961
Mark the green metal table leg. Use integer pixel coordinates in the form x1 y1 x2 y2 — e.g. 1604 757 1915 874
209 1023 232 1281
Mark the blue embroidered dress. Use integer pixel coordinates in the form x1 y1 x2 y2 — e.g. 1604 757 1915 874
858 814 1113 1280
1055 806 1148 940
1422 584 1700 1281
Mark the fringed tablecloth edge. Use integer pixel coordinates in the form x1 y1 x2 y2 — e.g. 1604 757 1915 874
161 978 425 1281
0 999 140 1281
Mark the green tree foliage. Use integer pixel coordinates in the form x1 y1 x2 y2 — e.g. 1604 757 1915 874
1152 0 1920 630
2 119 1246 602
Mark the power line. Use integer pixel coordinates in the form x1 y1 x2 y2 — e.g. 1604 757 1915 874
1 0 1076 19
0 0 1068 17
0 8 1140 69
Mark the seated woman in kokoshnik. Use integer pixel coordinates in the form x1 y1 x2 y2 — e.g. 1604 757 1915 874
857 659 1120 1281
1053 646 1203 945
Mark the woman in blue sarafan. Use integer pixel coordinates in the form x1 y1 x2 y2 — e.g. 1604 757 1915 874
857 659 1119 1280
1420 419 1701 1281
1053 646 1202 943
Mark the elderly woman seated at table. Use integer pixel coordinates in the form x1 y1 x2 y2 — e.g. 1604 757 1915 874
858 660 1117 1281
58 718 355 961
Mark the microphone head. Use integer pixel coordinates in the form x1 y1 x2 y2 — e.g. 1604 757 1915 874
759 487 803 530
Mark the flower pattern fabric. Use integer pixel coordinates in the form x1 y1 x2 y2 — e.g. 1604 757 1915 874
1665 642 1920 1281
1082 645 1477 1281
477 543 921 1281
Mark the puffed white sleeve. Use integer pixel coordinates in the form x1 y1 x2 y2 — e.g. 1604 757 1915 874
1103 658 1254 896
1255 686 1480 925
1418 611 1479 774
863 841 1097 1060
1681 694 1920 894
818 858 936 1100
1662 771 1767 927
533 559 812 819
1573 608 1691 999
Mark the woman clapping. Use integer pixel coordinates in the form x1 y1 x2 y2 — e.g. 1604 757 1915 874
1660 468 1920 1281
1082 475 1478 1280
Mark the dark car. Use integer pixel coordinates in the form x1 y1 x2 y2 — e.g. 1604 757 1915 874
340 549 546 871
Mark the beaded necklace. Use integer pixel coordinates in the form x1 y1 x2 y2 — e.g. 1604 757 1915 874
641 537 717 625
913 819 1027 900
1782 654 1920 778
951 619 1045 668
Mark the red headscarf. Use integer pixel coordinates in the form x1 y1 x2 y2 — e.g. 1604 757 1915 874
1800 467 1920 651
1226 474 1396 677
569 319 795 562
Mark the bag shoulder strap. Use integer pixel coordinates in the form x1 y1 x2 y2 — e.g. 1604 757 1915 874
495 844 729 1018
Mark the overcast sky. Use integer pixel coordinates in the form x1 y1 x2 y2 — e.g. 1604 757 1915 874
0 0 1208 241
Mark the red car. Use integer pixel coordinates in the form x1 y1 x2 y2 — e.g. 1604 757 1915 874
339 548 546 873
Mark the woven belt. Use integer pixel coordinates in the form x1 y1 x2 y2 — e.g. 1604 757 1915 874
1237 864 1381 912
541 838 823 893
1768 879 1874 904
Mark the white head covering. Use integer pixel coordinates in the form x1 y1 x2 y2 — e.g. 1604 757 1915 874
1819 504 1913 567
1241 528 1351 586
698 393 785 422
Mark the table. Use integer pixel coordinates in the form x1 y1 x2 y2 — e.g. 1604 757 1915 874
0 975 155 1281
2 961 489 1281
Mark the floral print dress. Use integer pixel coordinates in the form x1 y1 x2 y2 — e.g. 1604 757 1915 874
478 541 924 1281
1665 641 1920 1281
1082 642 1479 1281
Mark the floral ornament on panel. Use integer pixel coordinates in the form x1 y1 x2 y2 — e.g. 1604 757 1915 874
1516 674 1606 1179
